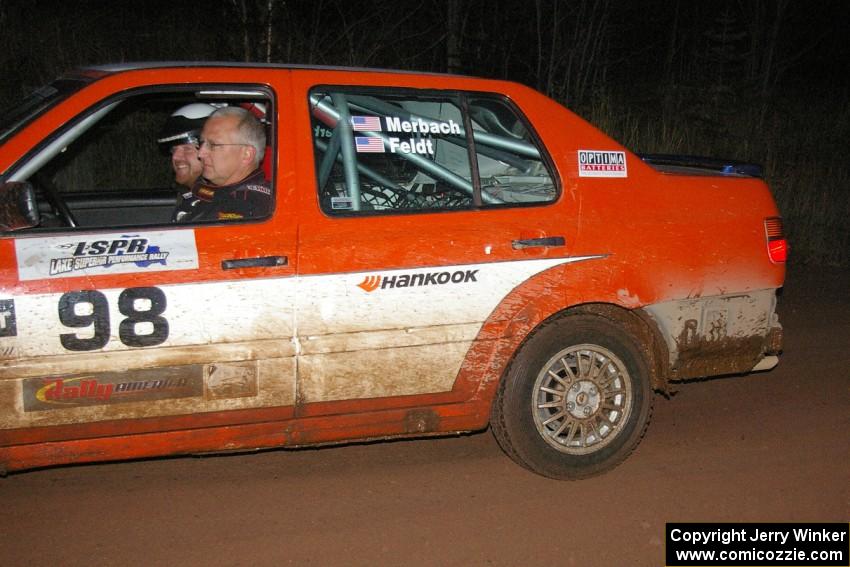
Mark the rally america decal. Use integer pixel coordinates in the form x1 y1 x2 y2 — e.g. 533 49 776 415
578 149 628 178
22 366 204 412
14 230 199 281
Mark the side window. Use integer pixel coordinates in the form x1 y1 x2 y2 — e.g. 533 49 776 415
309 88 557 216
8 87 273 231
467 97 558 205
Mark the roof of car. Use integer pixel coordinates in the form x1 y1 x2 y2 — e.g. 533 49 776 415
82 61 471 79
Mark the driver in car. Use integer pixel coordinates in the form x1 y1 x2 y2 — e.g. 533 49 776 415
172 106 271 223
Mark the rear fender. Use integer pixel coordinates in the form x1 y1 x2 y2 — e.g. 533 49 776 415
454 260 672 412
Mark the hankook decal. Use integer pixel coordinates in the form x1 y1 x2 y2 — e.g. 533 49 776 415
357 269 479 292
355 256 602 293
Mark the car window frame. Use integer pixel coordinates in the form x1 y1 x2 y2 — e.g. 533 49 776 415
1 82 278 236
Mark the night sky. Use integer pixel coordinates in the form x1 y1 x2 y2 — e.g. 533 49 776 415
2 0 848 264
1 0 847 97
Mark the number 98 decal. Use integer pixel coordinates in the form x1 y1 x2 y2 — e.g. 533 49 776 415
58 287 169 351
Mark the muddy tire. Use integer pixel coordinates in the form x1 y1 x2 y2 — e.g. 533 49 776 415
491 314 653 479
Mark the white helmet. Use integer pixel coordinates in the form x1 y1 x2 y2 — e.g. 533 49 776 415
157 103 217 148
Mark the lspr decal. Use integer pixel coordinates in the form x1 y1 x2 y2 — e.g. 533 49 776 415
15 230 199 281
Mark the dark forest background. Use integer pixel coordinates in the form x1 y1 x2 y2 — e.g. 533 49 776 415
1 0 848 265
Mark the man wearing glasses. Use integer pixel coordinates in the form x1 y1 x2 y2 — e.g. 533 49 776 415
173 106 272 223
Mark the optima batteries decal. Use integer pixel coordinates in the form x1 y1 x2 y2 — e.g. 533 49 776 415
15 230 199 281
23 366 204 411
578 150 628 178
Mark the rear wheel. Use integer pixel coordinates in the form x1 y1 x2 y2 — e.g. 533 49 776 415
491 314 653 479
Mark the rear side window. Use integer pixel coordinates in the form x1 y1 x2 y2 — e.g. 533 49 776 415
309 88 557 215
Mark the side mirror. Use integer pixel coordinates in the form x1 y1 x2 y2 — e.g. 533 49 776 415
0 181 40 231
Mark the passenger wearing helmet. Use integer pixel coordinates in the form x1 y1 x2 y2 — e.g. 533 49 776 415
173 107 272 223
157 103 216 188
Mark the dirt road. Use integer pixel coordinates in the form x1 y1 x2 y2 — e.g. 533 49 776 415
2 266 848 566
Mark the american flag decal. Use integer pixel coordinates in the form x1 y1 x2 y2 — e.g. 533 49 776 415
355 137 385 153
351 115 382 131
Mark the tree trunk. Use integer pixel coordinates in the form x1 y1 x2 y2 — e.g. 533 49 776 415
447 0 463 73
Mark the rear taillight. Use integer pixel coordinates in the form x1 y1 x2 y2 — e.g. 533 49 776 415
764 217 788 263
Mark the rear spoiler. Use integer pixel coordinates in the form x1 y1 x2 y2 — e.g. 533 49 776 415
638 153 764 178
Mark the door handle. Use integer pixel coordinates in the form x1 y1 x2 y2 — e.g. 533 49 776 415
221 256 288 270
511 236 565 250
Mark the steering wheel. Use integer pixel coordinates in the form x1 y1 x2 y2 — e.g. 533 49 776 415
33 172 78 228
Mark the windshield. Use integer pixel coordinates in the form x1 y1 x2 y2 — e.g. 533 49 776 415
0 78 92 144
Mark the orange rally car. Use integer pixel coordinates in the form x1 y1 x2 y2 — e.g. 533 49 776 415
0 64 786 478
